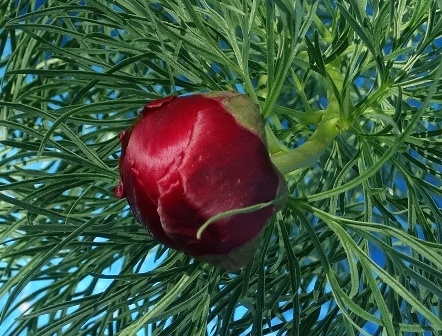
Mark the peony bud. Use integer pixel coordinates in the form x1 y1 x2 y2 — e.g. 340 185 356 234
114 91 287 270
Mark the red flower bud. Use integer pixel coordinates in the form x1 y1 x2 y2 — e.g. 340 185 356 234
115 91 287 270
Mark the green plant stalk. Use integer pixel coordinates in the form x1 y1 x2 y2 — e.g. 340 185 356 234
270 62 348 175
270 109 342 175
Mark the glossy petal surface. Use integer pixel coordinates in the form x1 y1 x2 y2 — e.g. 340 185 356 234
116 92 284 263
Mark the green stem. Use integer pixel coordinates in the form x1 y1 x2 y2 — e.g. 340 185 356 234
270 62 348 175
270 110 342 175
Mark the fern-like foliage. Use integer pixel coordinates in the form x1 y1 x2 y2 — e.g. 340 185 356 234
1 0 442 335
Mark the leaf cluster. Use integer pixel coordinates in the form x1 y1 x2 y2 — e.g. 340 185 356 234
1 0 442 335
